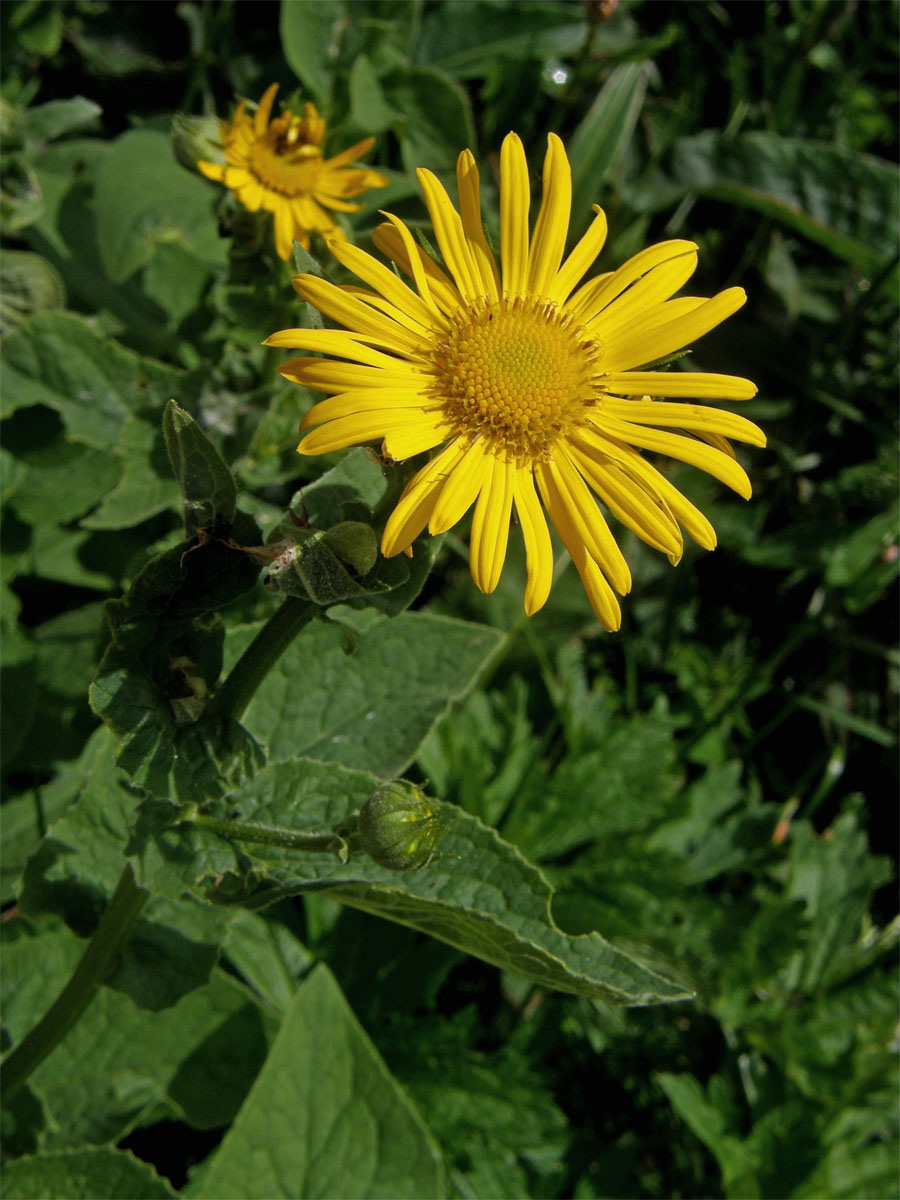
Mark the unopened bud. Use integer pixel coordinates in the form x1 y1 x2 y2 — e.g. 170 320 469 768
358 782 449 871
172 113 225 173
323 521 378 577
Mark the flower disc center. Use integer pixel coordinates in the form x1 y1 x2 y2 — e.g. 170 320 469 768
434 299 598 457
249 120 322 195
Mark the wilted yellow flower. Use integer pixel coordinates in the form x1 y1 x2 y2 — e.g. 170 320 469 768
266 132 765 628
198 84 387 260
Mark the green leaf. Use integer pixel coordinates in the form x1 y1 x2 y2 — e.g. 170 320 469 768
0 250 65 333
93 129 226 283
20 97 102 145
8 434 122 526
279 0 346 103
1 783 77 904
671 131 900 271
1 919 278 1148
18 728 232 1010
0 615 37 768
657 1072 758 1197
502 703 682 861
139 758 691 1005
222 909 314 1015
90 513 263 801
770 807 894 992
163 400 238 536
392 1012 570 1199
1 1149 178 1199
417 1 587 76
381 67 475 174
79 413 179 530
824 503 900 587
0 312 182 446
348 54 400 135
568 62 653 233
236 611 502 778
23 148 176 355
143 239 215 328
9 0 63 57
7 600 107 776
197 965 445 1200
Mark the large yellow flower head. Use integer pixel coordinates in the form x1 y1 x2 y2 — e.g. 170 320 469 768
198 84 388 260
266 133 765 629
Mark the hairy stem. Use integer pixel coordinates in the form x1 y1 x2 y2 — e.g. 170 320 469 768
192 813 344 853
210 596 317 723
2 864 148 1100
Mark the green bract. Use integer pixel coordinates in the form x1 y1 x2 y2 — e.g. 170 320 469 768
358 781 450 871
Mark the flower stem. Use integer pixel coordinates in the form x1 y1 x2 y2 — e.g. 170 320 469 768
2 864 148 1100
210 596 317 723
191 813 343 853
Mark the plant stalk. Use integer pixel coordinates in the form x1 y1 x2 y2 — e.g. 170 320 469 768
2 864 148 1100
210 596 317 722
191 813 343 853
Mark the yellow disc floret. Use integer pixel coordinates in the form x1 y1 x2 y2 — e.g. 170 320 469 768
433 298 600 459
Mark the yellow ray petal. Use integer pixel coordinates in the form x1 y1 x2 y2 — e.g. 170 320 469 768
292 195 326 227
322 136 376 171
470 454 515 594
578 557 623 631
237 180 265 211
547 451 632 594
527 133 572 297
293 275 425 357
429 439 491 534
565 239 697 324
589 412 753 498
264 329 408 369
547 204 608 305
536 461 623 627
298 409 423 456
513 463 553 615
339 285 444 341
601 287 748 373
280 358 430 393
562 271 614 324
588 249 699 337
311 192 363 213
602 371 757 401
380 213 443 318
382 439 467 555
456 150 501 301
273 201 297 260
602 399 767 446
566 442 683 558
372 221 462 314
500 132 530 297
299 388 438 431
327 238 445 335
417 168 482 301
223 166 252 189
254 83 279 136
382 418 451 460
696 430 737 458
197 160 227 182
615 450 716 549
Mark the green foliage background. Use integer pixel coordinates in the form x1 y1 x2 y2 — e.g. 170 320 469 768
1 1 897 1198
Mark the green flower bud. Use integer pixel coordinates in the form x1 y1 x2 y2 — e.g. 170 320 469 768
171 113 225 173
358 782 450 871
323 521 378 577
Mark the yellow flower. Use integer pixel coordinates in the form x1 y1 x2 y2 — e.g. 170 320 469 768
266 133 765 629
197 84 388 260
